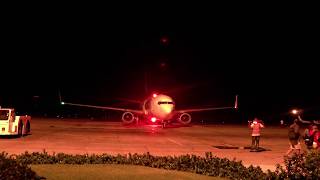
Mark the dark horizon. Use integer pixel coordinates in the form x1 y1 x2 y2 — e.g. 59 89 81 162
1 16 319 123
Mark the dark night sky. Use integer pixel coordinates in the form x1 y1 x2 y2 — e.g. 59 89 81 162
1 11 319 123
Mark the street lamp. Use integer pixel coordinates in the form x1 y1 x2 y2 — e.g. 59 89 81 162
291 109 298 115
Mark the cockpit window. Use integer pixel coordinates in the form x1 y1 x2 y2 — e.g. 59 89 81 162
0 110 9 120
158 101 174 105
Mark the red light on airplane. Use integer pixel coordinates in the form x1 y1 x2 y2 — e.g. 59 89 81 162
153 94 157 98
151 117 157 122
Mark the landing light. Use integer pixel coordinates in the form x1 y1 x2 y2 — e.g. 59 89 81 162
61 102 65 105
153 94 157 98
151 117 157 122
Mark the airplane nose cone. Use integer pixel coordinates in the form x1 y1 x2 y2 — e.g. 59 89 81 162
162 105 173 114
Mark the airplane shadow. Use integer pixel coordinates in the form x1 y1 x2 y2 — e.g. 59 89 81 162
122 123 192 129
213 145 271 152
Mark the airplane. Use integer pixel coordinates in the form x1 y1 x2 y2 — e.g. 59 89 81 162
60 93 238 128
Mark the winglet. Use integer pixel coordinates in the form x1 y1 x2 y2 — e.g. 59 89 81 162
58 90 65 105
234 95 238 109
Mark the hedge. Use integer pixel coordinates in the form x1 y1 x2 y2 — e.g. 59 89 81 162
1 150 319 180
13 151 267 179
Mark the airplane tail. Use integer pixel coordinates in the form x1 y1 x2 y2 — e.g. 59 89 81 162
234 95 238 109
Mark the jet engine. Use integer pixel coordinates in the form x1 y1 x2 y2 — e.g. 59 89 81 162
178 113 192 125
122 112 135 124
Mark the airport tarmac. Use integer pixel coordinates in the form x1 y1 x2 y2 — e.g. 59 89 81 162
0 118 290 171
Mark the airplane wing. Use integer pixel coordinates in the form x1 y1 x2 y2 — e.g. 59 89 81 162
59 90 144 114
61 102 144 114
177 95 238 113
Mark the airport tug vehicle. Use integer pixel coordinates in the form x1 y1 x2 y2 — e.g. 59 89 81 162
0 107 31 136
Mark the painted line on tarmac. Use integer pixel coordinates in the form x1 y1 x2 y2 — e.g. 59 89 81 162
167 138 183 146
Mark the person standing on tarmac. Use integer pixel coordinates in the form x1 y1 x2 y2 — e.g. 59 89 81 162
313 126 320 150
286 119 301 156
250 118 264 151
296 115 320 151
308 125 320 150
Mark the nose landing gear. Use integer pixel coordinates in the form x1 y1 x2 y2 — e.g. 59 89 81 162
161 121 168 128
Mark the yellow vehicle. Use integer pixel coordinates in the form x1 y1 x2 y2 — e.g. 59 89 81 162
0 107 31 136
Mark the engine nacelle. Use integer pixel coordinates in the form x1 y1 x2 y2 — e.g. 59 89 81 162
122 112 136 124
178 113 192 125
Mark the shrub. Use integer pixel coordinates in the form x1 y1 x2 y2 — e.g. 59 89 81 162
264 151 320 179
0 152 40 180
284 152 320 179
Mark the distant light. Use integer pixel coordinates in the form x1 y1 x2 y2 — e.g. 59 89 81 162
160 36 168 44
61 102 65 105
151 117 157 122
153 94 157 98
160 62 167 68
292 109 298 114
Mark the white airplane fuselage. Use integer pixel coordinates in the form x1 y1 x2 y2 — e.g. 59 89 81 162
142 94 175 121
